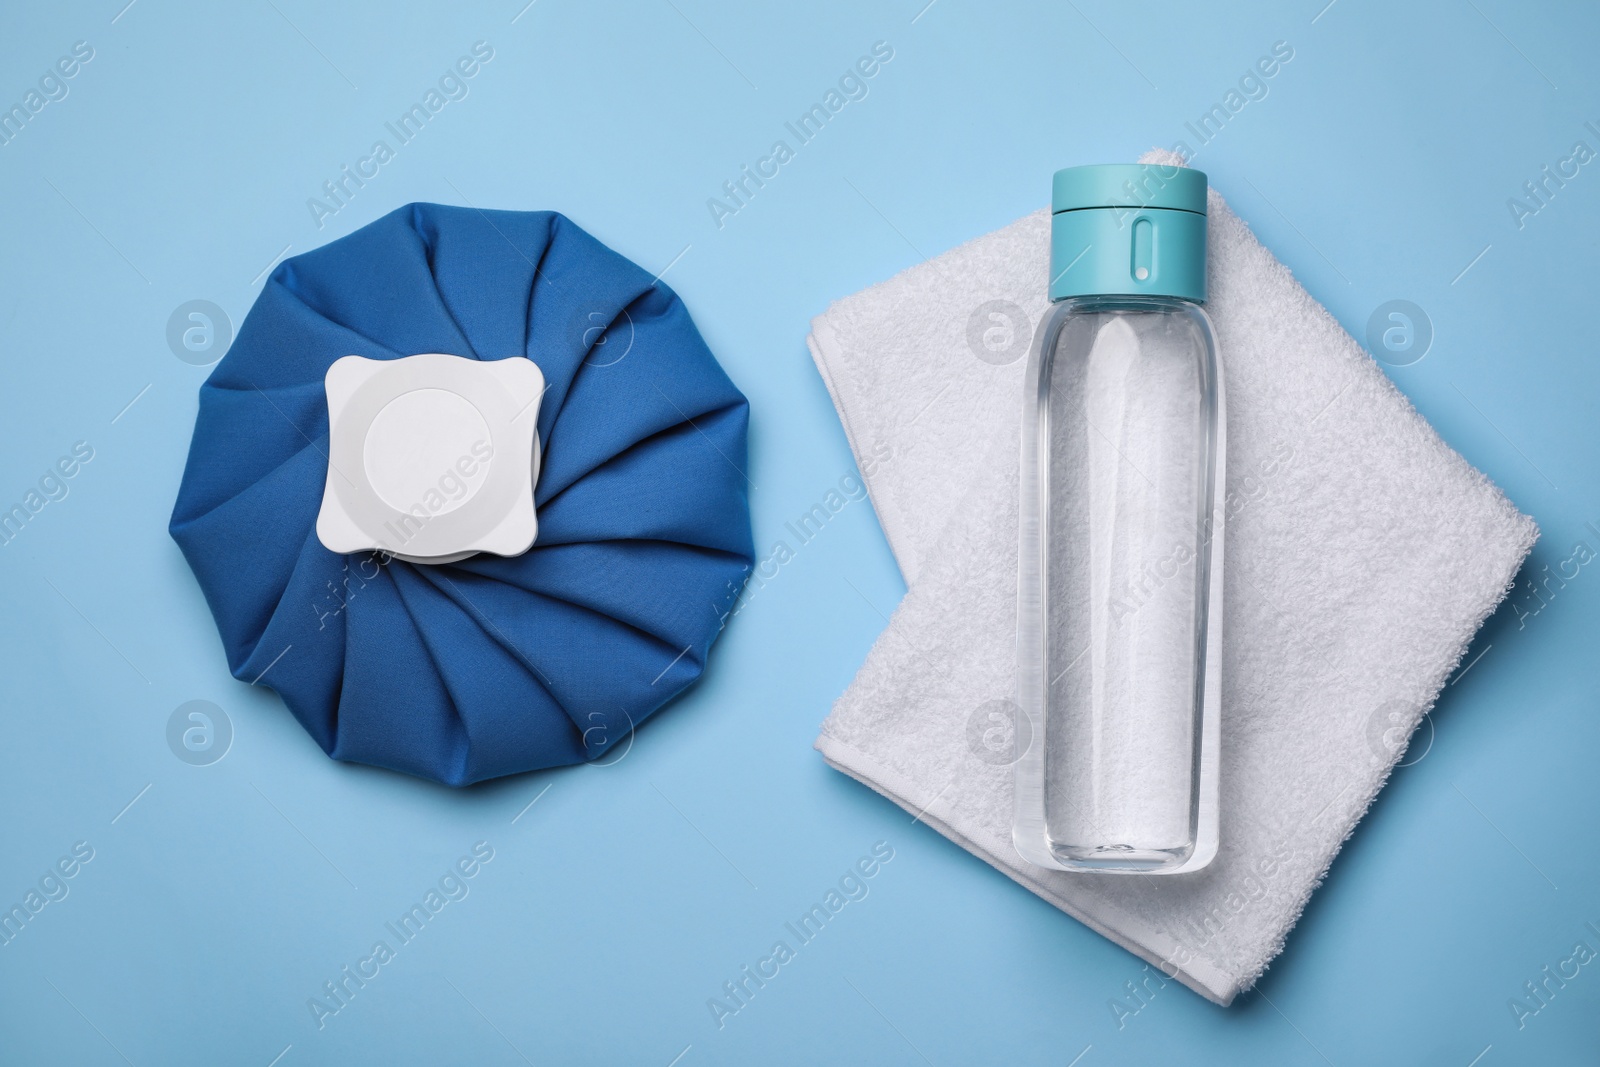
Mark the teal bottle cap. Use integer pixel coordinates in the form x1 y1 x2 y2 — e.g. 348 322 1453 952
1051 163 1207 215
1049 164 1209 304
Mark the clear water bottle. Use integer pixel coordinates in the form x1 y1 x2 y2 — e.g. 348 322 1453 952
1013 164 1225 875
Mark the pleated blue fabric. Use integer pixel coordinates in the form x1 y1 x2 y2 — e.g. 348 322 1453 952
171 205 752 785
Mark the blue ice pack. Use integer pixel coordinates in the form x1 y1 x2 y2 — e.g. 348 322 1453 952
170 205 753 785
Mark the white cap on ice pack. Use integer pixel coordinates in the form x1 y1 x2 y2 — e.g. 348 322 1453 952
314 353 544 564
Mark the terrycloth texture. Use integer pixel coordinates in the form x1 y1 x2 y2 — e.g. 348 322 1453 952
171 204 753 786
810 153 1537 1005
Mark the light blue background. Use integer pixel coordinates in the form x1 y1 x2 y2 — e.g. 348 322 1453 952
2 1 1598 1063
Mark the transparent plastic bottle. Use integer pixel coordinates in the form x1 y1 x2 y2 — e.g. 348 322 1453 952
1014 164 1224 875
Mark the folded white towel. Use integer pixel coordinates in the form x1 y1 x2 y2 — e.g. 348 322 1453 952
810 150 1538 1005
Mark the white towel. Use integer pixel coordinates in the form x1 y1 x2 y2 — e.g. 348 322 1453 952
809 150 1538 1006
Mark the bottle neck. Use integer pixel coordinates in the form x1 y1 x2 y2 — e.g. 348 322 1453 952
1050 293 1205 313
